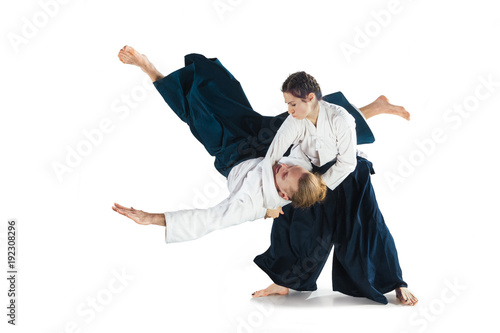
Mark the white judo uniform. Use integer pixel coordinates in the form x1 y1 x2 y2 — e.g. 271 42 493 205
262 100 361 210
164 156 312 243
164 100 365 243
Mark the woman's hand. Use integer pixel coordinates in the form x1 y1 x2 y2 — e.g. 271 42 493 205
265 207 284 219
112 203 165 226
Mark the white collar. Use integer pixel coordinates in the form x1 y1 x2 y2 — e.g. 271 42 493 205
261 157 291 209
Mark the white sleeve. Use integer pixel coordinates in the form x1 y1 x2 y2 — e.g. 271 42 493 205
321 113 358 190
264 116 303 167
261 117 304 209
164 196 266 243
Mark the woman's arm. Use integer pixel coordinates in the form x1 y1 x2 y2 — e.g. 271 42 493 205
261 117 304 209
263 116 303 168
321 112 358 190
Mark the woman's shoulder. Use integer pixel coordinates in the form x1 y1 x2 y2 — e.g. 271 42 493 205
320 99 345 113
320 100 355 126
280 113 305 129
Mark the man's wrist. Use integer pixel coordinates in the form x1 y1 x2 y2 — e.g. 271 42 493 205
151 213 166 226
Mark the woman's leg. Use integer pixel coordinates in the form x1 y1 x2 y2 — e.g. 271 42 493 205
330 157 417 305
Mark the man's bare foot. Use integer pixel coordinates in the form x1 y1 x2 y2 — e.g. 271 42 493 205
360 95 411 121
395 287 418 306
118 45 149 67
252 283 289 298
112 203 166 226
117 45 164 82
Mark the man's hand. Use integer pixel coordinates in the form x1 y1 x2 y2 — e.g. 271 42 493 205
265 207 284 219
112 203 165 226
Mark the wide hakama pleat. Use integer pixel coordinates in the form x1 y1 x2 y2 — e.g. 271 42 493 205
153 53 286 177
254 157 407 304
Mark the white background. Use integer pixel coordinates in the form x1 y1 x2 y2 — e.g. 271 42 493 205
1 0 499 332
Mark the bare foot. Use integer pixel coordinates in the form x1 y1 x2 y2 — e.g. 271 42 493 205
117 45 164 82
112 203 165 226
360 95 411 121
395 287 418 306
118 45 150 68
252 283 289 298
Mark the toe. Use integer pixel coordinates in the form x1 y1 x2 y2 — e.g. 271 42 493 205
252 289 268 298
400 291 418 305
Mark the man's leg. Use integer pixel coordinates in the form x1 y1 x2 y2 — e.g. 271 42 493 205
116 46 277 177
118 45 165 82
117 48 409 122
359 95 410 120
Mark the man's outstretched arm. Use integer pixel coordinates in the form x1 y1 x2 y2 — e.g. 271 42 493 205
112 203 165 226
112 198 266 243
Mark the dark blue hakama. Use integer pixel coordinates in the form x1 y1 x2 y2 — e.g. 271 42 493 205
253 157 407 304
153 54 406 304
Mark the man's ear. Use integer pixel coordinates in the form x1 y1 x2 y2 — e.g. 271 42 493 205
279 191 289 201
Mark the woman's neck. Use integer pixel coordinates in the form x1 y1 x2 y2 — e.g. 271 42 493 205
306 101 320 127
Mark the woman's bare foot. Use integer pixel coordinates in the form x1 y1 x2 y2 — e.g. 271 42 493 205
360 95 411 121
112 203 166 226
395 287 418 306
252 283 289 298
117 45 164 82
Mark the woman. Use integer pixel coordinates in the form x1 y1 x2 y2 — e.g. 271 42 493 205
252 72 417 305
114 45 416 305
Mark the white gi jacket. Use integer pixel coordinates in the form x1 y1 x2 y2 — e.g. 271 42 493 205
262 100 358 210
164 156 312 243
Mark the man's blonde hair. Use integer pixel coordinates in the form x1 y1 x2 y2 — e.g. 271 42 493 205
290 172 327 208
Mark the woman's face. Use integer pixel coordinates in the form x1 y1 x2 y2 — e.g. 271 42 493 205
283 92 315 120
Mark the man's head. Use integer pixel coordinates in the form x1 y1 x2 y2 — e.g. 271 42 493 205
273 163 327 208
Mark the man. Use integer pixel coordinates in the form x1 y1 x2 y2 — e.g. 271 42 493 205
112 45 409 246
112 154 320 243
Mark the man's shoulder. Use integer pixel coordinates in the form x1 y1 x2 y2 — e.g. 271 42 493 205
230 157 264 176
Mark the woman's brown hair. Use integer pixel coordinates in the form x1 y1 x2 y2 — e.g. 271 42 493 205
281 71 322 101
